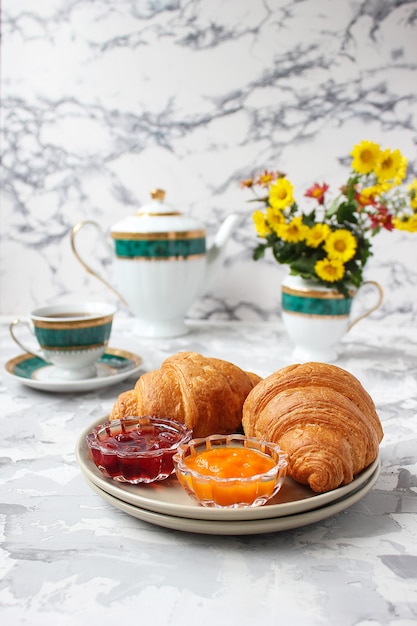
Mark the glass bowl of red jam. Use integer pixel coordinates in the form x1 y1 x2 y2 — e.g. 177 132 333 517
173 434 288 508
86 416 192 484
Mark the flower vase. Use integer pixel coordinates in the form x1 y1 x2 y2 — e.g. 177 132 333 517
281 274 383 363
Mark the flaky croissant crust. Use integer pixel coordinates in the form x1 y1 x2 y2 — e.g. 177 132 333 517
110 351 262 438
242 362 383 493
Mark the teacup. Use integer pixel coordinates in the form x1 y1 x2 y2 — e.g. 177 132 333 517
9 302 116 380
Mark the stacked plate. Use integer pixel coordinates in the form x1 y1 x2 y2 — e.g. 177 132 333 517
76 418 380 536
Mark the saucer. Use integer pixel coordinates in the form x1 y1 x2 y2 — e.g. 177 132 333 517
4 348 143 393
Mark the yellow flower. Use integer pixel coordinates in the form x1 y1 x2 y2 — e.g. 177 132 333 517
393 214 417 232
268 177 294 210
256 170 276 187
252 210 271 237
408 179 417 210
244 139 415 294
305 223 331 248
266 206 285 234
324 229 357 262
315 258 345 282
351 140 381 175
374 148 405 183
276 216 308 243
393 156 408 185
360 182 392 201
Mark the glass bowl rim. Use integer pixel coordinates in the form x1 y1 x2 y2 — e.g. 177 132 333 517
173 433 288 484
86 415 193 458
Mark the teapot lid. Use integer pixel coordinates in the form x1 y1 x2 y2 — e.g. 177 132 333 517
110 189 205 235
137 189 181 216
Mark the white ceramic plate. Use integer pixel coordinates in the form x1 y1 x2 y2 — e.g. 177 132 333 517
84 467 380 535
4 348 143 393
76 417 381 522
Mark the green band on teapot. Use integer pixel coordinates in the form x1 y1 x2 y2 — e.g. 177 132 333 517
282 292 353 317
113 237 206 259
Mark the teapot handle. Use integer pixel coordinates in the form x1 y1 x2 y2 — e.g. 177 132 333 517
70 220 127 306
347 280 384 331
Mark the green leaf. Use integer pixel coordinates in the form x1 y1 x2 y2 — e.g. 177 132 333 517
301 209 317 227
336 202 358 224
290 256 318 276
325 195 342 217
253 244 267 260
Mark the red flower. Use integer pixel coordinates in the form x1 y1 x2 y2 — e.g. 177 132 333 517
355 190 378 207
369 207 394 231
305 182 329 205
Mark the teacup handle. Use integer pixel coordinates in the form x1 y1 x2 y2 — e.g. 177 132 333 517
70 220 127 305
347 280 384 331
9 318 47 360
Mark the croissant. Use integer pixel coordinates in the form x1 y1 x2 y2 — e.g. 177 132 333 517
242 362 383 493
110 351 262 438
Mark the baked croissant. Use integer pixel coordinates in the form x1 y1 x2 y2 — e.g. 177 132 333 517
110 351 262 437
242 362 383 493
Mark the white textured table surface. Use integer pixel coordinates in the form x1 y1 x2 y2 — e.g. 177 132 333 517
1 315 417 626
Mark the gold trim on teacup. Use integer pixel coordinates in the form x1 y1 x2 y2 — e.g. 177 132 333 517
41 342 107 352
116 253 206 262
283 310 350 320
33 314 114 330
281 285 356 299
111 230 206 240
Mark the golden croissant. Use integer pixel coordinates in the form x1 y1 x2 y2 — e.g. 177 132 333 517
242 362 383 493
110 351 262 438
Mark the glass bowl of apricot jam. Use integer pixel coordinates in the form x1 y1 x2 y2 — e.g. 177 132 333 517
86 416 192 484
173 434 288 508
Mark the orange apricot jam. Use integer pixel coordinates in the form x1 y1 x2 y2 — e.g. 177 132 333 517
184 446 275 478
178 445 281 507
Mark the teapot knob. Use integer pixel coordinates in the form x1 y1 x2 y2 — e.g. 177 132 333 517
151 188 166 201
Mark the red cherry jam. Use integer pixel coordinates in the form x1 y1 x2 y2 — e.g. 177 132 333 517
86 416 192 484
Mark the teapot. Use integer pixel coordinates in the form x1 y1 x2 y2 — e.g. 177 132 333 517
71 189 246 338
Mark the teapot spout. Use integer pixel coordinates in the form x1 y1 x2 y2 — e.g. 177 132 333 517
205 212 248 288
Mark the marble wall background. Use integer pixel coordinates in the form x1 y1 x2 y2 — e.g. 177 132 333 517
1 0 417 324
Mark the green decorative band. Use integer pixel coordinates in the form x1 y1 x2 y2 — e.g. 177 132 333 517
113 237 206 259
282 291 353 317
33 314 113 330
10 356 46 379
34 321 113 349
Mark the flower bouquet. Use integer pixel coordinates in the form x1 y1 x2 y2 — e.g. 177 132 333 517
242 140 417 297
